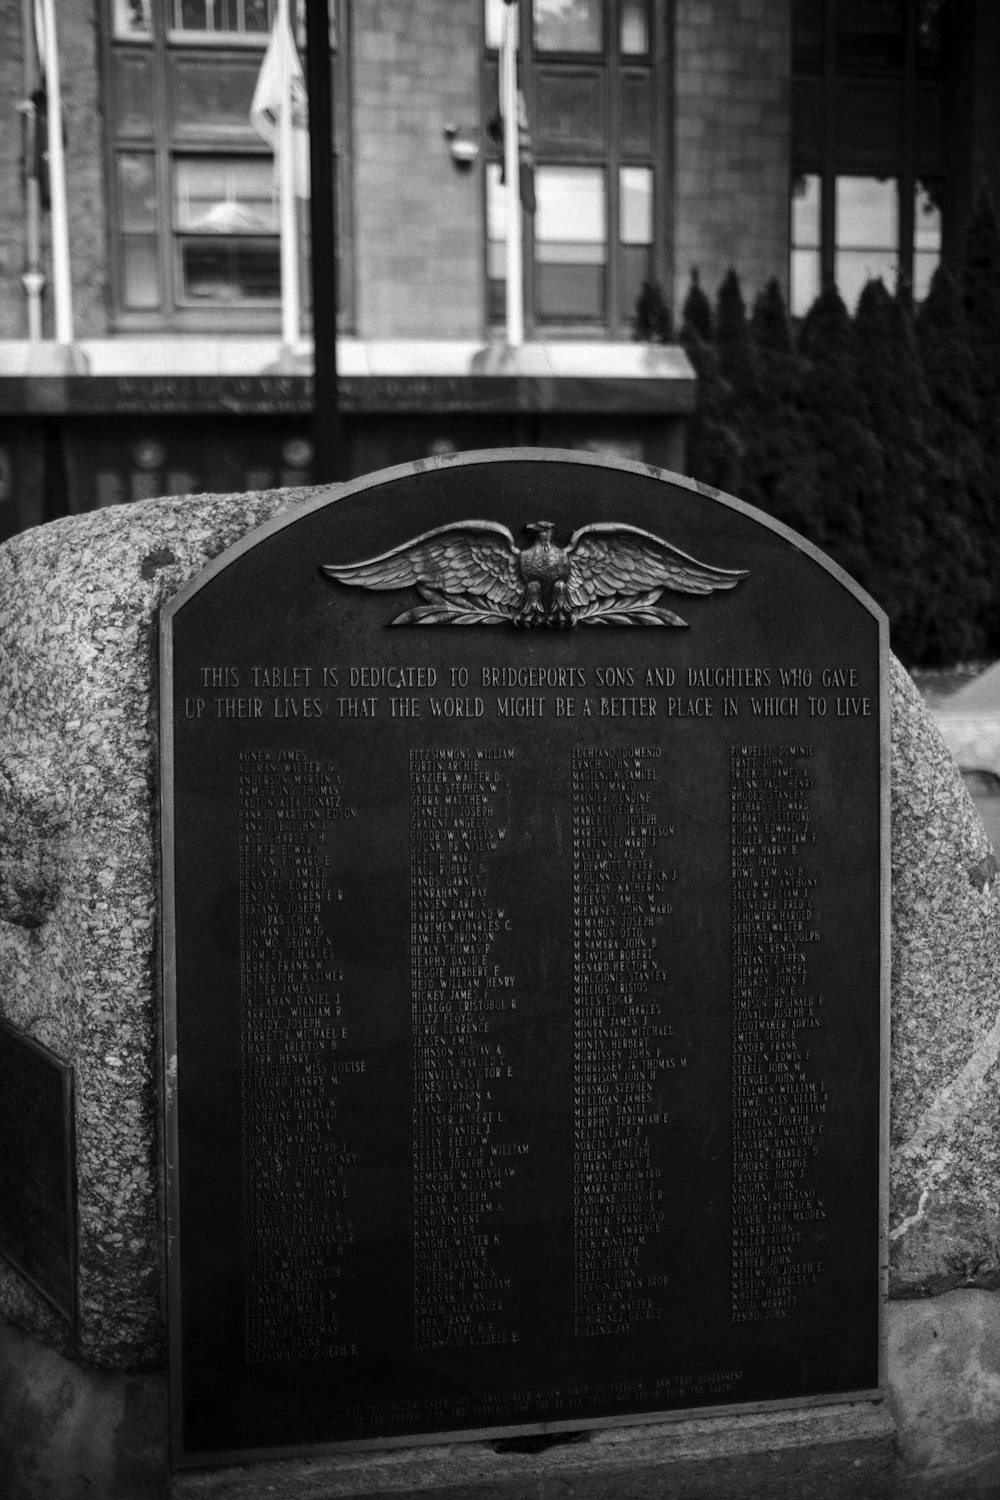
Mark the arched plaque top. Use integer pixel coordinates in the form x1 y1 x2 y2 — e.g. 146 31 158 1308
161 448 889 636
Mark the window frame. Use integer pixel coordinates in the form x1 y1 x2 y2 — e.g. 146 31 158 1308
101 0 352 332
790 0 946 313
482 0 670 339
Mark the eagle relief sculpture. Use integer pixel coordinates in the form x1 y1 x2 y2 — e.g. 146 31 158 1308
321 519 748 628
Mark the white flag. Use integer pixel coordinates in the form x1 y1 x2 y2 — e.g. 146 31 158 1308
250 0 310 198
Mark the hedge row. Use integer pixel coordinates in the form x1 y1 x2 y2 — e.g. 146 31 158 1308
635 193 1000 666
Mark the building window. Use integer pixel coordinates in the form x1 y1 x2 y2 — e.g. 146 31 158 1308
834 174 899 308
913 178 943 299
791 0 946 314
534 0 603 53
535 165 607 321
173 156 280 302
104 0 350 329
169 0 272 35
483 0 666 337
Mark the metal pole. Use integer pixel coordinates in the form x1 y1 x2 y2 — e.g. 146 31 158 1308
20 0 44 340
304 0 342 482
501 0 524 347
278 0 300 351
40 0 73 346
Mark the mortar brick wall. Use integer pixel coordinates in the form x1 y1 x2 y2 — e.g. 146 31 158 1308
0 0 108 340
353 0 483 340
673 0 792 314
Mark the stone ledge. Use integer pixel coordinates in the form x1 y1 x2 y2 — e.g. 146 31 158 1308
171 1403 895 1499
0 1310 895 1500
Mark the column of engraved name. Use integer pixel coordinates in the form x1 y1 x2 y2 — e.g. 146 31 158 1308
730 745 828 1322
409 748 526 1351
239 750 362 1363
572 747 675 1338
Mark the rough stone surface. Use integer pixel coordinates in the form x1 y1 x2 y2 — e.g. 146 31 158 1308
0 1309 893 1500
0 486 320 1368
0 1319 168 1500
888 1289 1000 1493
889 661 1000 1295
2 490 1000 1367
13 1290 1000 1498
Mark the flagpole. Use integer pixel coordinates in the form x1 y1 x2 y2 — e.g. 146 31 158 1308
20 0 44 342
501 0 524 348
40 0 73 347
278 0 300 351
304 0 342 481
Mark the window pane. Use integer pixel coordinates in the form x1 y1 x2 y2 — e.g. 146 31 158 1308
620 165 652 244
536 165 605 245
621 72 651 152
835 247 898 308
535 0 603 53
244 0 270 32
174 0 273 33
536 165 605 320
122 237 161 308
917 1 946 73
913 180 941 301
620 242 652 321
537 262 605 318
791 247 821 317
484 0 509 51
114 54 154 135
792 172 821 248
180 238 280 300
914 180 941 253
835 176 897 307
913 251 938 302
838 0 904 72
114 0 152 39
118 152 158 230
486 162 506 318
174 158 277 233
486 161 507 243
535 70 604 148
620 0 649 54
170 57 261 133
835 175 897 249
793 0 823 71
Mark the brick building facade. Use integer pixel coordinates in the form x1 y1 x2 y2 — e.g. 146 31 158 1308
0 1 996 535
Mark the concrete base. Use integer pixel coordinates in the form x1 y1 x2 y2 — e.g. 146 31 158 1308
888 1290 1000 1496
0 1318 893 1500
7 1293 1000 1497
171 1404 894 1499
0 1320 167 1500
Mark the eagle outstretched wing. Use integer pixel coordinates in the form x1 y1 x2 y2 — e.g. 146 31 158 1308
565 523 749 610
321 522 523 610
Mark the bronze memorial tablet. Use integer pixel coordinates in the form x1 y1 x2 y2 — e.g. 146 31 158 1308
0 1019 76 1323
160 451 888 1465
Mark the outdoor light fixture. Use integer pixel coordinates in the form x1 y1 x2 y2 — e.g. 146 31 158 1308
443 124 480 168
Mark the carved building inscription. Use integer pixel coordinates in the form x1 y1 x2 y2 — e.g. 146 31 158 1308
163 455 887 1464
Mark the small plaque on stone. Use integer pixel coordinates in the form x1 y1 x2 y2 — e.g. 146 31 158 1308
0 1019 76 1322
161 452 889 1465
